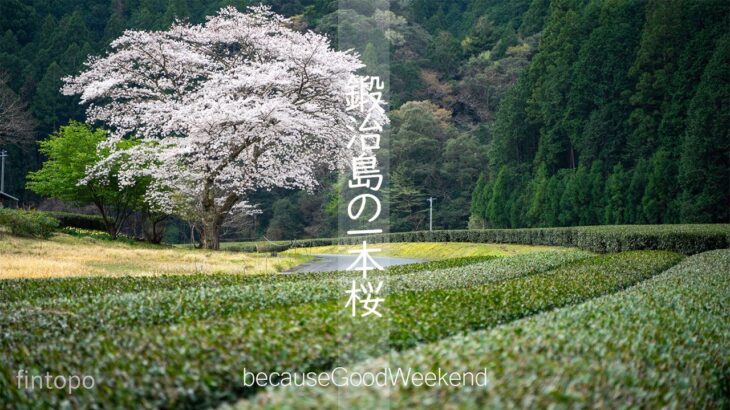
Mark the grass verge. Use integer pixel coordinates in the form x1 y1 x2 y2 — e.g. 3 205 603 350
0 234 307 279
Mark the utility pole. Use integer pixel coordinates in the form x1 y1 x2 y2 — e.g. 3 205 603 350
0 150 18 206
427 196 435 231
0 150 6 193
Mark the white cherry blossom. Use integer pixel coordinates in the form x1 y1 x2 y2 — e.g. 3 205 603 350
63 6 387 249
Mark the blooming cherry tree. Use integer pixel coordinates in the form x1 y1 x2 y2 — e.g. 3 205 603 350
63 6 387 249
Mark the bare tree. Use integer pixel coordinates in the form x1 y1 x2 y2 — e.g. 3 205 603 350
0 71 35 145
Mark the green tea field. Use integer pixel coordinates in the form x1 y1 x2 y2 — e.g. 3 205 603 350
1 225 728 408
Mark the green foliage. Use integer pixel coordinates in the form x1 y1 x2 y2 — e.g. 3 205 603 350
256 249 728 408
390 101 486 231
642 149 678 223
462 16 498 56
485 166 527 228
603 163 628 224
31 62 68 133
27 122 107 204
427 31 462 74
519 0 549 36
0 208 58 238
472 0 730 227
678 32 730 223
265 198 304 240
360 42 379 75
26 122 147 237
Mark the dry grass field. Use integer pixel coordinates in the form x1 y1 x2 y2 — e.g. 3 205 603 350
0 233 310 279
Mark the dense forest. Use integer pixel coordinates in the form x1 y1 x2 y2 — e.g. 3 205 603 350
0 0 727 240
471 0 730 228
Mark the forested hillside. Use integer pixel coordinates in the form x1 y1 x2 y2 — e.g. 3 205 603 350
0 0 727 239
471 0 729 228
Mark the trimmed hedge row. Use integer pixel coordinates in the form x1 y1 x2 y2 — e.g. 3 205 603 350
0 251 680 408
0 256 495 304
1 252 589 342
235 224 730 255
239 249 730 409
385 251 680 349
46 211 106 231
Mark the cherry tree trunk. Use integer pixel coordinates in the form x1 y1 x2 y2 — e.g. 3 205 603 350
200 217 222 250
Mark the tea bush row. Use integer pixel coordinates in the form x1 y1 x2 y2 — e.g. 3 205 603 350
1 253 590 342
273 224 730 255
0 251 681 409
0 256 496 304
238 250 730 409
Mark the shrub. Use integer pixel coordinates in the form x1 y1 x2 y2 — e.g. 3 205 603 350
0 208 59 239
0 251 679 408
241 250 730 409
